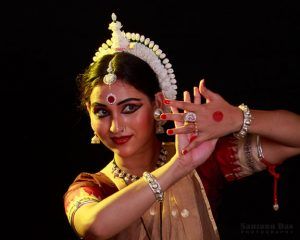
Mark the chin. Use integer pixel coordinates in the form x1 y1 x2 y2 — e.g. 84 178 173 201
115 142 147 158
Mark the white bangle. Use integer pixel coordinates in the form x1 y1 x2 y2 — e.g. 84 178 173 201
143 172 164 202
256 135 265 160
234 103 252 139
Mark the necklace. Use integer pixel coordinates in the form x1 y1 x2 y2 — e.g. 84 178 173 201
111 146 168 185
111 145 167 240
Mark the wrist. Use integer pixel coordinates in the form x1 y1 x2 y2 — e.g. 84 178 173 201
233 104 252 139
152 155 189 191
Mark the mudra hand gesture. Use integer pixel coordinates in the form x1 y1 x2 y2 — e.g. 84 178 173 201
162 79 241 155
162 80 219 170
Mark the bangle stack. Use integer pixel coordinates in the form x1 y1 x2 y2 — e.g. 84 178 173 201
256 135 265 160
234 103 252 139
143 172 164 202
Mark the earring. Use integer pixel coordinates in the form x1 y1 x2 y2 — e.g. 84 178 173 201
153 108 165 134
153 108 163 121
91 133 101 144
155 121 165 134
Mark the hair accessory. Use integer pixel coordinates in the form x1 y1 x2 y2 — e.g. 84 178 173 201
143 172 164 202
92 13 177 100
184 112 197 123
103 60 117 85
234 103 252 139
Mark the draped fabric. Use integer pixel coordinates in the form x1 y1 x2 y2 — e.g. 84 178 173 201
64 135 270 239
64 170 219 240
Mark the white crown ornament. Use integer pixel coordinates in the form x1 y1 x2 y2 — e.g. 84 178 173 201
92 13 177 100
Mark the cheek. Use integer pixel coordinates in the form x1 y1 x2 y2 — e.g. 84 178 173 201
90 117 109 137
131 111 155 132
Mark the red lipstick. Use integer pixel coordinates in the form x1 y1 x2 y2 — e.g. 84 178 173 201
111 136 132 145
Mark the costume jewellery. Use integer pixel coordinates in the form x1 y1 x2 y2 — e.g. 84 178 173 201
143 172 164 202
153 108 165 134
184 112 197 123
91 13 178 101
103 55 118 104
112 145 168 240
112 146 168 185
233 103 252 139
183 111 199 135
95 13 177 239
91 133 101 144
103 60 117 85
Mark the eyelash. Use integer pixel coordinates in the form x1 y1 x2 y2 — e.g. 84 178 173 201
94 104 142 118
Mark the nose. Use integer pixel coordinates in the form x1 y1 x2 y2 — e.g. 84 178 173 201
110 114 124 134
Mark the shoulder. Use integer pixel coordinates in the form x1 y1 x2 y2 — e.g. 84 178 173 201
65 171 118 200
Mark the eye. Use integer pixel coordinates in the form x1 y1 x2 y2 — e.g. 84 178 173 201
122 104 142 114
94 108 109 118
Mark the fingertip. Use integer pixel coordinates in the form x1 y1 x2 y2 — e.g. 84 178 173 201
184 90 190 96
200 79 205 88
181 149 188 155
184 91 191 102
189 135 197 143
160 113 167 120
166 129 174 135
164 99 171 105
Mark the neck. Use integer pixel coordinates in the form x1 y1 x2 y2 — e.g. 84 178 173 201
114 138 162 177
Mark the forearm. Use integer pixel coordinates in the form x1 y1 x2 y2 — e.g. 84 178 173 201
75 156 186 239
247 109 300 148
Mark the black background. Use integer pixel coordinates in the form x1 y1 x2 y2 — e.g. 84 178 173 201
2 1 300 240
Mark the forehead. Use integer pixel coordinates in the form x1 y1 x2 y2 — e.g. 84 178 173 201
90 81 148 102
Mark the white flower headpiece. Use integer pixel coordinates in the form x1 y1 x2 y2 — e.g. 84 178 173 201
92 13 177 100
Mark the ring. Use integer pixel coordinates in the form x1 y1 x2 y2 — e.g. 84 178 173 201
184 112 197 123
193 123 200 135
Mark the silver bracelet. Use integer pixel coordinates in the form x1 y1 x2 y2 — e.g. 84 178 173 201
234 103 252 139
143 172 164 202
256 135 265 160
244 135 255 171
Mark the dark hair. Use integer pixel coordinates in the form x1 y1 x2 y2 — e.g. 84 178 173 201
77 52 161 110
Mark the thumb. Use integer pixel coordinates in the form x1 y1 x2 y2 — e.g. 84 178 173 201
199 79 217 102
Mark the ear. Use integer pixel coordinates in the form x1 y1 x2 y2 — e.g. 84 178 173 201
154 91 171 113
154 92 165 109
85 102 91 114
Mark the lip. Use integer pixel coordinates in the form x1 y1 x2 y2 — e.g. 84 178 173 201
111 135 132 145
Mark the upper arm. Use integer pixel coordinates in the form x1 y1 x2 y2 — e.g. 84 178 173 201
64 185 103 237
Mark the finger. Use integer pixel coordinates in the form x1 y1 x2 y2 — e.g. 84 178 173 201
199 79 218 103
166 123 196 135
193 86 201 104
164 99 199 112
160 112 184 122
183 90 191 102
170 106 178 114
169 106 183 128
183 91 191 113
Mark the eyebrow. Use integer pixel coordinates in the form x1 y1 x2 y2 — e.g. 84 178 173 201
91 98 142 107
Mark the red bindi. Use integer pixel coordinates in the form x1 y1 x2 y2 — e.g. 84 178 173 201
106 93 116 104
213 111 223 122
